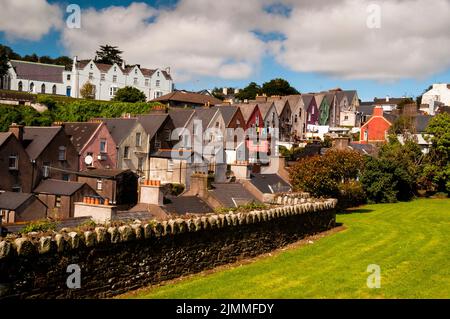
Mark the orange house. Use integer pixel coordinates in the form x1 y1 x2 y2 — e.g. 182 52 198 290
360 107 392 144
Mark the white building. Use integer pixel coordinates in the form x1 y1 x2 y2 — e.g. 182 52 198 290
1 58 173 101
422 83 450 109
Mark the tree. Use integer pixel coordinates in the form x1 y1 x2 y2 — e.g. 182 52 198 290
389 115 415 135
80 82 96 100
0 46 10 87
262 78 299 96
235 82 262 101
112 86 147 103
211 87 225 100
420 113 450 194
95 45 123 65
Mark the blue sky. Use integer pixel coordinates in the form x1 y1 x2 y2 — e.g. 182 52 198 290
1 0 449 101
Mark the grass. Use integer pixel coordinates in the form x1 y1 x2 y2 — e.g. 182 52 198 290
121 199 450 299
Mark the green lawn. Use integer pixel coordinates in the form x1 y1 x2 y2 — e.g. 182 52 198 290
123 199 450 299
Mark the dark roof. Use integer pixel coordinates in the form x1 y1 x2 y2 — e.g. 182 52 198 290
98 118 138 145
383 113 398 124
150 149 205 161
374 97 409 105
211 105 239 126
414 115 433 133
0 192 35 210
209 183 259 208
349 143 377 156
257 102 275 119
151 91 222 105
34 179 87 196
120 204 168 220
138 114 168 139
23 126 62 160
358 104 374 115
10 60 65 83
0 132 12 147
78 168 135 179
238 103 258 122
301 94 315 108
194 108 219 129
168 109 195 128
63 122 101 152
250 174 291 194
336 90 357 104
163 196 212 215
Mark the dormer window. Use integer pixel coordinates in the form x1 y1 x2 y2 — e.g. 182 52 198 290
8 155 18 170
58 146 66 161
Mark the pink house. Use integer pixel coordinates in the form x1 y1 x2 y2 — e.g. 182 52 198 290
63 122 117 171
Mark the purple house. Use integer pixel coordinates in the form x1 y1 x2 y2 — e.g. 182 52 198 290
303 94 319 126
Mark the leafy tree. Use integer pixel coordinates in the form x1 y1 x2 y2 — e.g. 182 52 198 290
95 45 123 65
262 78 299 96
420 113 450 194
0 44 20 60
80 82 96 100
0 46 10 87
389 115 415 135
235 82 262 101
22 53 39 62
211 87 225 100
112 86 147 103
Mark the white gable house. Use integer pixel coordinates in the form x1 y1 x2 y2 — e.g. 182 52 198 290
422 83 450 110
70 58 173 101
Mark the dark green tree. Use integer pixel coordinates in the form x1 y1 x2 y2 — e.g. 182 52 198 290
0 46 10 88
235 82 262 101
211 87 225 100
95 45 123 65
262 78 299 96
112 86 147 103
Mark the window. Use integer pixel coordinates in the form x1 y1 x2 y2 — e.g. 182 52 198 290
18 81 23 92
58 146 66 161
215 121 220 128
43 162 50 178
89 72 94 80
96 179 103 190
156 80 160 87
86 152 94 167
12 186 21 192
90 64 93 70
67 74 71 81
295 115 298 123
30 82 34 92
101 73 105 81
8 155 18 170
55 196 61 208
157 71 160 77
135 69 138 75
344 115 349 121
39 83 44 94
145 79 149 86
114 66 117 72
133 77 138 85
52 85 57 95
62 174 69 181
110 86 118 96
123 146 130 159
100 139 107 153
364 130 368 141
164 129 171 141
135 132 142 147
113 75 117 83
311 107 315 115
168 159 174 172
137 157 144 172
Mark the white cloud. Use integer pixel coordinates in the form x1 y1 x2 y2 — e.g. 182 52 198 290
275 0 450 80
0 0 62 41
61 0 285 82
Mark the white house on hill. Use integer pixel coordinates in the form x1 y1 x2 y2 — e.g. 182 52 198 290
1 57 174 101
422 83 450 108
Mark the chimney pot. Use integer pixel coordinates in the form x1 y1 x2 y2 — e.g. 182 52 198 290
9 123 24 142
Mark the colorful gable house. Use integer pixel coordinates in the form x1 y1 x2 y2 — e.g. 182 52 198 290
269 97 292 142
359 106 392 144
284 95 306 141
336 90 360 127
62 121 117 171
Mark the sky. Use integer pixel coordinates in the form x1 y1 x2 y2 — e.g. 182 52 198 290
1 0 449 101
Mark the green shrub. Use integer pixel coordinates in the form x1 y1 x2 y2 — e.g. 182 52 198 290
337 181 367 209
19 220 58 234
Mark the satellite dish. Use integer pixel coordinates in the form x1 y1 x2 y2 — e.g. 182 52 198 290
85 155 93 165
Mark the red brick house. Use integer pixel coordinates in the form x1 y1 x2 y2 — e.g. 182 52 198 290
63 121 117 171
0 130 33 193
360 106 392 144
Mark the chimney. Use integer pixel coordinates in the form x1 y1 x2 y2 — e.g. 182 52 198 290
188 172 208 198
121 60 126 69
139 180 163 206
373 106 384 117
230 161 251 180
234 88 240 94
386 95 390 102
9 123 24 142
223 87 228 96
332 137 350 150
165 67 171 75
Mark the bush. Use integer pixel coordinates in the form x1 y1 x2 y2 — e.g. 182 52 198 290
19 220 58 234
112 86 147 103
337 181 367 209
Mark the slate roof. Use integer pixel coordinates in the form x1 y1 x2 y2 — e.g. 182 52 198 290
383 113 398 124
314 93 326 107
285 95 302 108
324 92 336 105
151 91 222 105
150 149 205 161
257 102 275 119
34 179 87 196
120 204 168 220
358 104 374 115
78 168 134 179
97 118 138 145
63 122 102 152
209 183 259 208
374 97 409 105
250 173 292 194
163 196 212 215
23 126 62 160
137 114 169 139
414 115 433 133
336 90 358 104
168 109 195 128
0 192 36 210
273 99 288 116
238 103 258 122
301 94 315 108
10 60 65 83
211 105 239 126
0 132 12 147
194 108 219 129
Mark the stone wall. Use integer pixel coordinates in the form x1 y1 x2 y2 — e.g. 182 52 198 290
0 199 337 299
